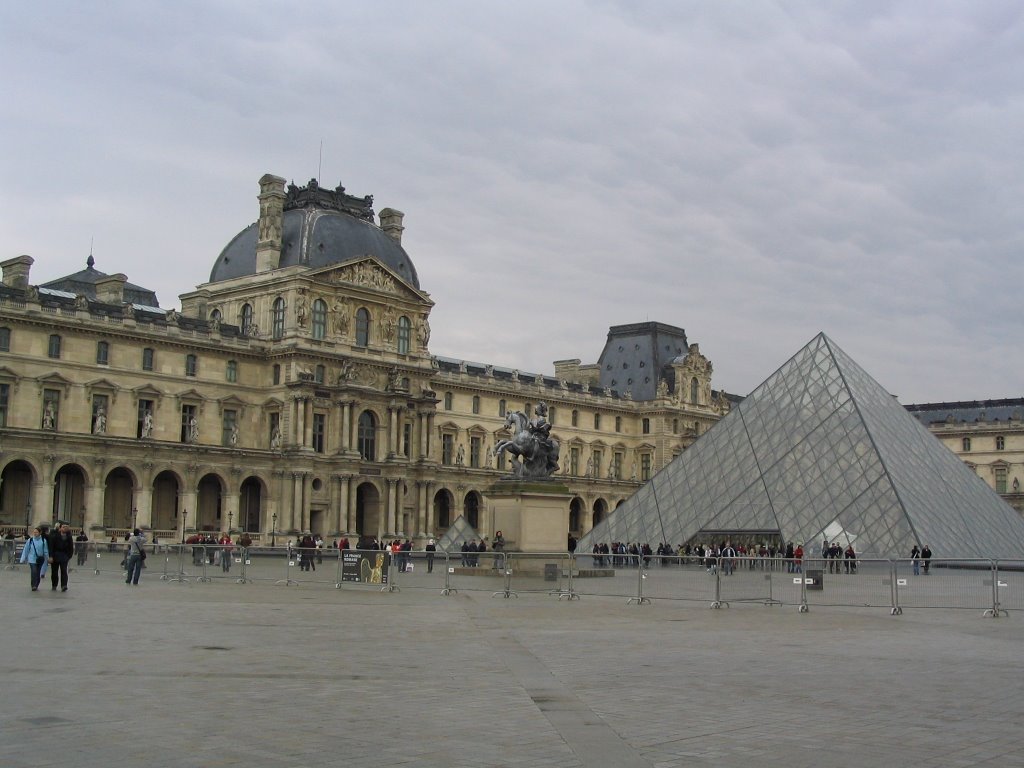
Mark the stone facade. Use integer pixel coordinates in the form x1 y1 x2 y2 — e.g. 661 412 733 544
0 174 729 546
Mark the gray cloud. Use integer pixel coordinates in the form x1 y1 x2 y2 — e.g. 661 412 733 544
2 1 1021 402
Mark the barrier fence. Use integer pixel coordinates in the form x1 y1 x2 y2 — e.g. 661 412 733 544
3 544 1021 618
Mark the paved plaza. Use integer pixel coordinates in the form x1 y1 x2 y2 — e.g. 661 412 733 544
2 558 1023 768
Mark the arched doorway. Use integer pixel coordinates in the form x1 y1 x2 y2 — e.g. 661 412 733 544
355 482 381 539
152 471 180 532
1 460 35 529
239 477 263 533
570 497 585 536
433 488 453 532
464 491 482 530
53 464 87 527
592 498 608 530
196 474 224 532
103 468 135 530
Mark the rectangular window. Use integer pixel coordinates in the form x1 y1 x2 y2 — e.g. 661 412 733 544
222 409 238 447
442 433 454 465
472 396 480 415
180 404 197 443
272 364 281 385
613 451 623 480
640 453 651 481
48 334 61 359
444 392 453 410
594 413 601 430
995 465 1008 494
615 416 622 433
498 399 506 417
571 410 578 427
315 365 324 384
185 354 197 377
137 399 154 438
592 450 603 477
548 406 556 425
96 341 109 365
570 446 579 476
642 417 651 435
312 413 326 453
42 388 60 430
0 383 9 427
403 422 412 459
142 348 154 372
0 327 10 352
91 394 109 434
226 360 238 383
470 436 481 468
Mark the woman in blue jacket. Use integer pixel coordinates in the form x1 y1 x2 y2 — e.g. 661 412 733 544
19 526 49 591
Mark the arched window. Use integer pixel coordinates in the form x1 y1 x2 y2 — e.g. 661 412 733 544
962 437 972 452
210 309 222 325
272 298 285 340
358 410 377 461
996 435 1006 451
397 315 411 354
240 304 254 335
311 299 327 340
355 307 370 346
690 377 699 404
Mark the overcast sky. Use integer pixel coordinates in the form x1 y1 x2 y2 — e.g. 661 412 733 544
2 1 1022 404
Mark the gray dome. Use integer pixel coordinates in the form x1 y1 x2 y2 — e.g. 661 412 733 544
209 207 419 288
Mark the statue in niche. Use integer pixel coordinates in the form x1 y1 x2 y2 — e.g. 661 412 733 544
93 405 107 434
494 402 560 479
485 444 493 466
142 410 154 438
75 294 89 310
381 310 397 343
295 290 307 328
229 424 239 447
455 444 465 466
270 427 283 451
188 416 199 444
584 456 594 479
417 317 431 347
332 298 350 336
42 401 56 430
631 462 638 482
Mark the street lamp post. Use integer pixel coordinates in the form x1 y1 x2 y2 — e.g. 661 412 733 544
80 505 86 531
131 507 138 531
25 500 32 531
228 511 233 534
181 509 188 544
271 512 277 547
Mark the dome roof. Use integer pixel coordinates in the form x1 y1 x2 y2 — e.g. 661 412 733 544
209 179 419 288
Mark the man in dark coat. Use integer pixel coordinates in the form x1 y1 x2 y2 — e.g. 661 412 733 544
48 522 75 592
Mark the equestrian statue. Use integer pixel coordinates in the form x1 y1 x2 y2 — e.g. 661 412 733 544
494 402 560 479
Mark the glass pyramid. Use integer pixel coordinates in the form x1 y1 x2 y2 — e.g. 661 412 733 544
577 333 1024 558
435 515 482 554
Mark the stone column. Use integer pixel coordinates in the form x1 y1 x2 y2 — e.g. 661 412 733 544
422 481 434 537
290 472 303 533
84 483 104 531
303 398 313 450
301 473 313 532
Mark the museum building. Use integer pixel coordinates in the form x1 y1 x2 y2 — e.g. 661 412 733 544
0 173 730 545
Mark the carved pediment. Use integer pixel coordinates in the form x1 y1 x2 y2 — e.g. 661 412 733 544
132 384 164 401
310 258 427 302
37 371 74 394
0 365 22 388
217 395 248 415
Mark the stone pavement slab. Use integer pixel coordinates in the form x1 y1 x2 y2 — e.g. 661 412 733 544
1 566 1022 767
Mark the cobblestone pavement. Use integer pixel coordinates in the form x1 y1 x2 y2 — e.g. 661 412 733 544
1 562 1022 768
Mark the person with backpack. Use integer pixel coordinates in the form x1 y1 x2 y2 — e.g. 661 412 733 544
20 526 49 591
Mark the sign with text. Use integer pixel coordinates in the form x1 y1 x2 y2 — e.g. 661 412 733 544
341 551 389 584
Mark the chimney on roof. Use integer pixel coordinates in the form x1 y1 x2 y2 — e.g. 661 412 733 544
1 254 34 289
95 274 127 305
256 173 287 273
379 208 405 245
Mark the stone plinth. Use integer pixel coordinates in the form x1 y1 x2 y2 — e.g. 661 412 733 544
486 479 572 553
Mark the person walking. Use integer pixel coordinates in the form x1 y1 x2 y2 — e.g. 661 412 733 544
425 538 436 573
75 530 89 566
48 522 75 592
910 545 921 576
20 526 50 591
125 528 147 585
921 544 932 575
219 532 233 573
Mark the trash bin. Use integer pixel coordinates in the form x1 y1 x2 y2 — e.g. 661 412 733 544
544 563 558 582
806 568 823 590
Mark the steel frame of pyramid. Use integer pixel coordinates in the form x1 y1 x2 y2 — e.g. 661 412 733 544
577 333 1024 558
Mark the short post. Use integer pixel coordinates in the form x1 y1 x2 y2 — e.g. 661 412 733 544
275 545 298 586
166 544 191 583
236 546 252 584
627 559 651 605
492 552 518 599
983 559 1008 618
442 552 458 596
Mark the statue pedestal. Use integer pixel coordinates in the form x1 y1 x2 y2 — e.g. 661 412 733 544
486 480 571 553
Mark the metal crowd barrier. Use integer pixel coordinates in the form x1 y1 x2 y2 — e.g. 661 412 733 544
3 544 1020 618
